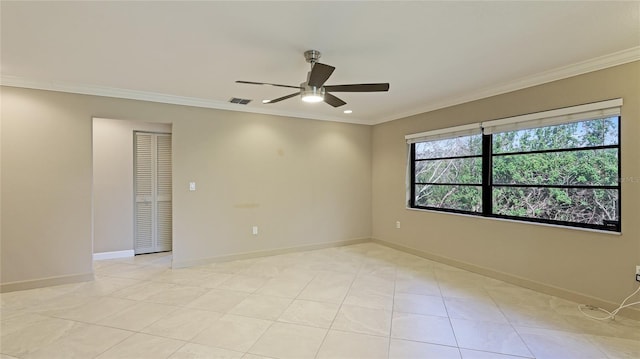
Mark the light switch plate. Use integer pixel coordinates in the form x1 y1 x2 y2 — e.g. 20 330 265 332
189 182 196 191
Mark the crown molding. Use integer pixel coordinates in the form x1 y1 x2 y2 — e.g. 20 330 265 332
372 46 640 125
0 76 370 125
2 46 638 126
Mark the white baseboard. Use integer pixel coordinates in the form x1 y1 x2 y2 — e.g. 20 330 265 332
0 272 94 293
93 250 135 260
172 238 370 268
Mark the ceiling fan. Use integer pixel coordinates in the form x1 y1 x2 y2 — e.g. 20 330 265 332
236 50 389 107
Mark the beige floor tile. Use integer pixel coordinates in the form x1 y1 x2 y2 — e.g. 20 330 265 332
0 317 82 357
186 289 248 312
241 262 291 279
451 319 532 357
254 276 312 298
191 314 272 352
444 297 508 323
97 302 178 331
207 259 259 274
498 302 573 331
316 330 389 359
95 333 185 359
394 292 448 317
515 326 609 359
395 276 442 297
391 312 457 346
141 308 223 341
439 280 492 300
343 288 394 310
26 293 93 316
153 268 218 287
277 299 339 328
331 304 392 336
52 297 138 323
248 322 327 359
168 343 244 359
228 294 291 320
241 354 275 359
389 338 461 359
107 264 169 281
358 263 397 280
70 277 142 297
1 312 52 337
199 273 235 289
145 285 210 306
216 275 267 293
587 334 640 359
561 312 640 341
110 281 178 301
459 349 534 358
350 275 395 296
23 323 132 359
297 272 354 303
460 349 536 359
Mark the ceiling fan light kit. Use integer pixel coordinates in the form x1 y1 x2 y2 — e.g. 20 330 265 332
301 85 325 103
236 50 389 108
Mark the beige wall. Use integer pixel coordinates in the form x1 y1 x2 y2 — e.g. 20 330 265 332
92 118 171 254
1 87 372 287
372 61 640 307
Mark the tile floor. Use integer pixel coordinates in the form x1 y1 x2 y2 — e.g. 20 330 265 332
1 243 639 359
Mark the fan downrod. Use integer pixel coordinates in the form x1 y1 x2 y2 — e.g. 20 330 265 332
304 50 321 64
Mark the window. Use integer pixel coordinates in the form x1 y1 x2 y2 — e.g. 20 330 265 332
411 134 483 213
408 99 622 232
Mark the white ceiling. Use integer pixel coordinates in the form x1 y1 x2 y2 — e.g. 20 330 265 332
2 1 639 125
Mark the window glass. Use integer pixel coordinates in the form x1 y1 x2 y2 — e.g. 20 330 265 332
492 149 618 186
492 117 618 154
492 187 618 224
415 135 482 159
415 184 482 212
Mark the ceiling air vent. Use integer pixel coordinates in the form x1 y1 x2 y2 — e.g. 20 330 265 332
229 97 252 105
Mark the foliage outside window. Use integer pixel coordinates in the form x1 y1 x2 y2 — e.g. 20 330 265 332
409 114 621 232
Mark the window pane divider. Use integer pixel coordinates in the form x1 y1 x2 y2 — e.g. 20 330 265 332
493 144 619 157
492 184 619 190
414 154 482 161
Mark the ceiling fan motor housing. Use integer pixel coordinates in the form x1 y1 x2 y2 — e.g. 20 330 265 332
304 50 321 64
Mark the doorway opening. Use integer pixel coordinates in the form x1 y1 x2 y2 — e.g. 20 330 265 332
92 118 172 260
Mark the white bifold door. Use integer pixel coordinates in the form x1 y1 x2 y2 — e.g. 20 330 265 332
134 132 172 254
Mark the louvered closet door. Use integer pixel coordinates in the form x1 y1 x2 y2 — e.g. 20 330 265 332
134 132 172 254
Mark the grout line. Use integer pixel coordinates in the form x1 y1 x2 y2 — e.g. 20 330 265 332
387 263 398 357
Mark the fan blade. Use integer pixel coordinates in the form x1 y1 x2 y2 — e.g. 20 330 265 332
307 63 335 87
323 83 389 92
236 80 300 89
264 92 300 104
324 93 347 107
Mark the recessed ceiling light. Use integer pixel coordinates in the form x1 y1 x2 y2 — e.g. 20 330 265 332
343 110 353 114
262 100 271 104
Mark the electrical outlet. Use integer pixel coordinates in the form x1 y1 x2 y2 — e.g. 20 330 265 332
396 221 401 229
636 265 640 282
